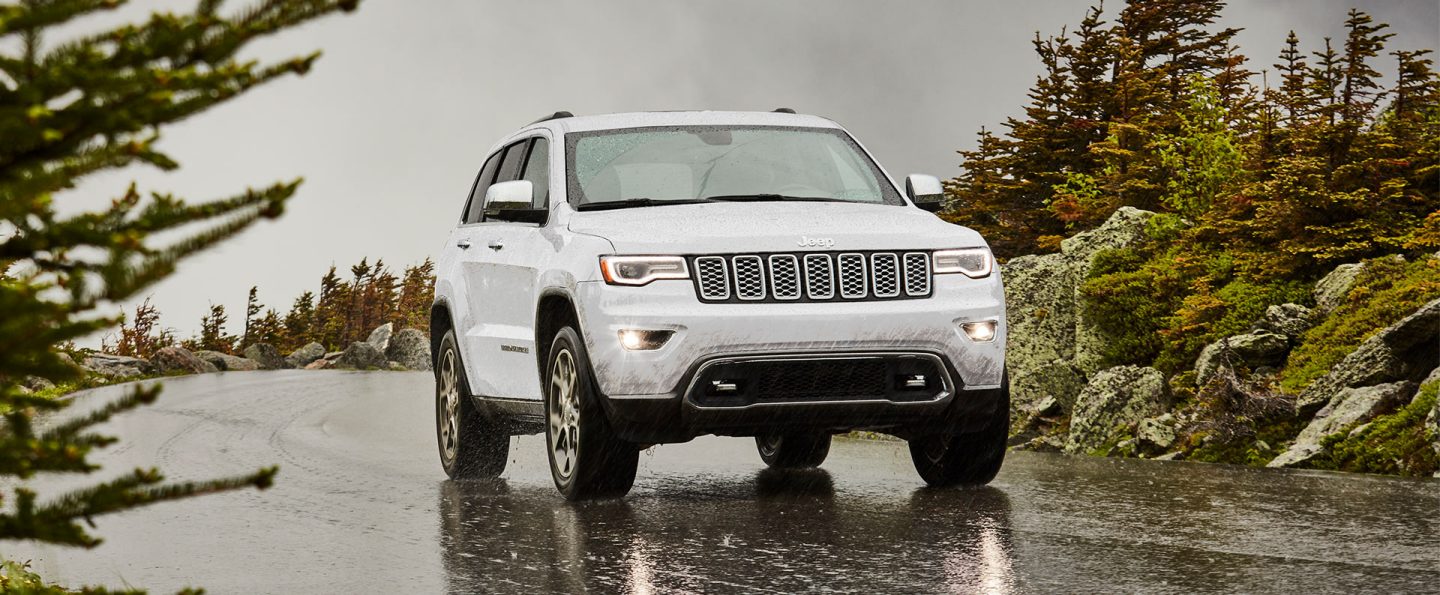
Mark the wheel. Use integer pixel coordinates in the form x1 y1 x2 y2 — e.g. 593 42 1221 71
545 326 639 500
755 433 831 468
436 330 510 479
907 373 1010 487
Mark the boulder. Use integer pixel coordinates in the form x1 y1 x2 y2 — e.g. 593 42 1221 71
1136 415 1177 452
385 328 431 371
385 360 408 371
151 346 218 375
366 323 394 352
22 375 55 391
286 342 327 368
82 354 155 378
323 351 343 362
1269 381 1417 468
1252 303 1313 340
195 350 260 372
1296 298 1440 414
304 359 333 371
1422 368 1440 453
1065 365 1169 455
1003 207 1158 413
334 342 384 369
242 343 291 370
1194 332 1291 384
1313 262 1364 316
1067 208 1158 376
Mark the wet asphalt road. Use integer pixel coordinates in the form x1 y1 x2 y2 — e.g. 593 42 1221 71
7 371 1439 593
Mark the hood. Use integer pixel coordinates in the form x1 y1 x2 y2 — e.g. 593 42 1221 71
567 201 986 254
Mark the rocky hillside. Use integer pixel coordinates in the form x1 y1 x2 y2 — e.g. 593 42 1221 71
1003 208 1439 476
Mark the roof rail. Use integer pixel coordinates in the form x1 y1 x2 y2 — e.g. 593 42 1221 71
529 111 574 125
772 107 796 114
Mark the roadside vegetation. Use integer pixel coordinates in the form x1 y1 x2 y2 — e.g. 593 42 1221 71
0 0 360 592
946 1 1438 475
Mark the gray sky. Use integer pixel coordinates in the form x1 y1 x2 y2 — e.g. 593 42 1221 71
54 0 1440 341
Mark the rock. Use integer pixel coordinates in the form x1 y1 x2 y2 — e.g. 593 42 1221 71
195 350 261 372
286 342 326 368
22 376 54 391
334 342 384 369
1068 208 1158 376
1296 298 1440 414
82 354 155 378
304 359 332 371
1003 207 1159 413
1269 381 1417 468
385 328 431 371
385 360 408 371
1153 452 1180 461
242 343 291 370
1136 416 1177 451
1313 262 1364 316
1194 332 1291 384
151 346 218 375
366 323 394 352
1253 303 1313 339
323 351 343 362
1065 365 1169 455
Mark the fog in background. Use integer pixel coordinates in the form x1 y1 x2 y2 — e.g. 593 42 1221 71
50 0 1439 341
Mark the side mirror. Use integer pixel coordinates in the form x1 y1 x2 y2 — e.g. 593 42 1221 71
905 174 945 213
483 180 548 224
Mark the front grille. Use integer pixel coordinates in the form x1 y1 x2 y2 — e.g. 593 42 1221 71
689 354 948 407
692 251 933 303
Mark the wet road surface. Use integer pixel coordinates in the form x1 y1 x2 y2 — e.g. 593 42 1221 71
7 371 1438 593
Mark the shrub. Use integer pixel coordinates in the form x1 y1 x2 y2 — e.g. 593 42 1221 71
1313 381 1439 476
1281 256 1440 393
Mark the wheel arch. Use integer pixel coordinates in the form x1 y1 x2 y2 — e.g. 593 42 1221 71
535 288 583 383
429 298 455 372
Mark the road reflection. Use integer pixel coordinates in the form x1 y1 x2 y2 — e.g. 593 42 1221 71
438 472 1017 593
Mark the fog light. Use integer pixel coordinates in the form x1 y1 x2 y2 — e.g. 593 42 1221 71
618 329 673 351
962 321 997 342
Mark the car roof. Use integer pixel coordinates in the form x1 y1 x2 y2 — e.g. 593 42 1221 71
521 110 843 135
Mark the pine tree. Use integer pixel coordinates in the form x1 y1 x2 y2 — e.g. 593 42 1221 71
243 285 262 348
0 0 359 583
1275 31 1309 123
285 290 317 348
395 258 436 332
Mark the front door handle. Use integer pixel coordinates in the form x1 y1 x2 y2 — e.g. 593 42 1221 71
487 240 504 251
456 239 472 249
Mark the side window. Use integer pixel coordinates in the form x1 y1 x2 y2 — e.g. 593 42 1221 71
494 141 529 186
520 137 550 208
463 152 502 224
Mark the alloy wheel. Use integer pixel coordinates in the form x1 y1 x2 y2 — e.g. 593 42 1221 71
549 347 581 480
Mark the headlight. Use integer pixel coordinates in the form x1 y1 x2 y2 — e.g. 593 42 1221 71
599 256 690 286
932 248 992 278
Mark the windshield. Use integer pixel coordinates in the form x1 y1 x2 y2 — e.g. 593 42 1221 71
564 126 904 208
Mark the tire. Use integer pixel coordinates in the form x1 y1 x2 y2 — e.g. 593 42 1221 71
907 373 1010 487
545 326 639 500
436 330 510 479
755 433 831 468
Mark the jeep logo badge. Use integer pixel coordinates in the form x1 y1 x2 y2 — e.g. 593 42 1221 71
797 236 835 249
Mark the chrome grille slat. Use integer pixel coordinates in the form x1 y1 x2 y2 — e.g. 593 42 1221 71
871 253 900 298
768 255 801 300
695 256 730 300
903 252 930 296
693 251 930 302
837 253 868 299
732 255 766 300
803 254 834 299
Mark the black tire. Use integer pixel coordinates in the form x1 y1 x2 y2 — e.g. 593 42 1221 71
907 373 1010 487
755 433 831 468
545 326 639 500
436 330 510 479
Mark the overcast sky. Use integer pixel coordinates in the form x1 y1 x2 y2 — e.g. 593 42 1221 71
51 0 1440 341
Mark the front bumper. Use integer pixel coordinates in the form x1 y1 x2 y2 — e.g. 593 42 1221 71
572 273 1007 441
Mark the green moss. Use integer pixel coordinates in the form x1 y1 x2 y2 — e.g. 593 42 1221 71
1310 381 1439 476
1281 256 1440 393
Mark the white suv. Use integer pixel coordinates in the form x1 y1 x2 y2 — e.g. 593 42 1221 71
431 110 1008 499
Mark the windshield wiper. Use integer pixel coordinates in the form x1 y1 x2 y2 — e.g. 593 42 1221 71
704 194 848 203
574 198 711 211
